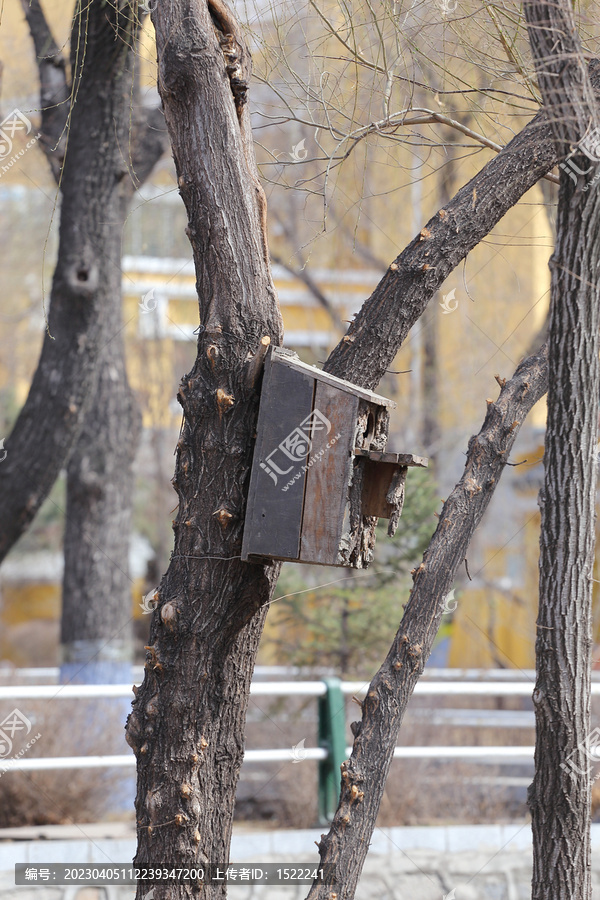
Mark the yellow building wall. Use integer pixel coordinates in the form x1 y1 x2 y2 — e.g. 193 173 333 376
1 582 60 625
447 581 537 670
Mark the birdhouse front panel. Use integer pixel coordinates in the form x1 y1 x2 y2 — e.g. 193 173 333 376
241 347 427 568
242 355 315 562
298 380 359 565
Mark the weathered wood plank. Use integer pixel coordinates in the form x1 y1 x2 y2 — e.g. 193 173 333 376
242 353 315 561
272 346 396 408
354 448 428 467
299 384 358 565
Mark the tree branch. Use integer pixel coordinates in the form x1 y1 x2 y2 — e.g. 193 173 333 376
324 62 600 391
20 0 70 180
128 104 170 193
308 342 549 899
271 251 345 333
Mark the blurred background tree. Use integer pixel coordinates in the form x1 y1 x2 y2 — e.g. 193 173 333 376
267 468 440 676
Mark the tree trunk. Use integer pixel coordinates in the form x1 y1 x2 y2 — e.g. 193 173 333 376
524 5 600 899
18 1 168 686
127 1 282 888
0 2 137 560
530 167 598 900
307 344 549 899
60 225 142 682
60 282 142 808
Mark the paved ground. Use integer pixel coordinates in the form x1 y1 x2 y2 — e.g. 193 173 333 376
1 823 600 899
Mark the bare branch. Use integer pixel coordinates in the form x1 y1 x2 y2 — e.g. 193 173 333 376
324 63 600 391
255 100 560 184
308 342 549 899
271 251 344 333
128 104 170 194
483 0 539 102
20 0 70 180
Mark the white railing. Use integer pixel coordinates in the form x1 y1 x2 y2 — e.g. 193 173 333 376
0 672 543 773
0 666 550 681
5 678 600 701
0 746 536 773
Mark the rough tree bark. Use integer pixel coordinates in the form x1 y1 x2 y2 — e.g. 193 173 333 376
306 345 549 899
61 92 166 679
60 330 141 683
126 0 283 886
124 2 592 896
523 5 600 899
19 0 169 681
0 2 136 559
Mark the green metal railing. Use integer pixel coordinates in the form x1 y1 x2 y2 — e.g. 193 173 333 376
317 677 347 824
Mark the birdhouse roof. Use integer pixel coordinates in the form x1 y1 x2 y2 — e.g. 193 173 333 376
270 347 396 408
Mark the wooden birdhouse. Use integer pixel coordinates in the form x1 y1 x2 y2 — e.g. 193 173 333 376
242 347 427 568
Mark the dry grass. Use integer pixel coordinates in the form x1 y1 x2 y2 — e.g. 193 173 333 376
236 691 533 828
0 698 133 827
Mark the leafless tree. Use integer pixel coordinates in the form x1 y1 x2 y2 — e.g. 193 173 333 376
524 2 600 897
0 1 168 677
